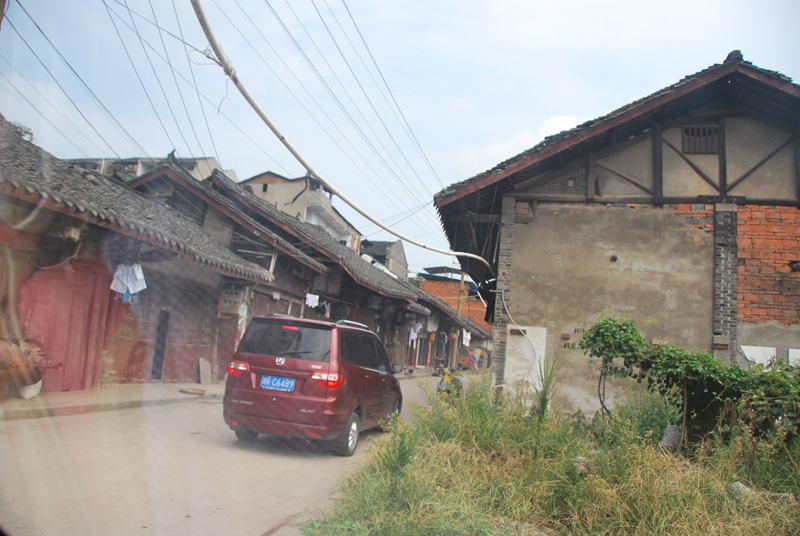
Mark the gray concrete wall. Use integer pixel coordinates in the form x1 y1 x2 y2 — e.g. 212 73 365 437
738 321 800 365
507 203 714 414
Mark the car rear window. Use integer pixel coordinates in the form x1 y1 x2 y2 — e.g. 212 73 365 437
240 321 332 362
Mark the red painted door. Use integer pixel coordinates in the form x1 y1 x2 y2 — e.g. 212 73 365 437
18 260 110 392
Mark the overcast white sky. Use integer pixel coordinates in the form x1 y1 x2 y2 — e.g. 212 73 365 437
1 0 799 274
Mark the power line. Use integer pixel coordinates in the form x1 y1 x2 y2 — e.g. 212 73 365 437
0 69 90 157
365 207 434 236
261 0 437 223
189 0 493 274
148 0 207 159
359 201 432 232
170 0 221 165
103 0 179 155
0 52 111 157
122 0 193 157
107 0 207 57
340 0 444 188
102 0 290 175
215 0 424 221
310 0 437 199
3 15 121 158
279 0 439 216
14 0 151 158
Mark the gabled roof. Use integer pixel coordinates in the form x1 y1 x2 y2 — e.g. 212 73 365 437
436 51 800 208
0 115 272 282
208 171 422 301
130 165 326 274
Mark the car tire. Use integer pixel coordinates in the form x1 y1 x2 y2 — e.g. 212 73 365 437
380 398 402 432
332 412 360 457
235 429 258 442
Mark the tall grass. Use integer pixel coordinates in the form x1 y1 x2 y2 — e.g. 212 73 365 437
304 374 800 536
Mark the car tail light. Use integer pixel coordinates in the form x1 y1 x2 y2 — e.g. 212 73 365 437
282 325 298 331
228 361 250 377
311 372 344 389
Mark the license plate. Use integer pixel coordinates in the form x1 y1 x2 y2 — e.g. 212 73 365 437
260 374 296 392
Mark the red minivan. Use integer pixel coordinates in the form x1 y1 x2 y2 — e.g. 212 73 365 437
223 315 403 456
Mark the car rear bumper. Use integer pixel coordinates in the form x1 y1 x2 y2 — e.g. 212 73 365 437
223 405 351 441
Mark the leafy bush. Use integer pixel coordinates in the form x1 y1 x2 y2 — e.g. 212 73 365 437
580 317 800 455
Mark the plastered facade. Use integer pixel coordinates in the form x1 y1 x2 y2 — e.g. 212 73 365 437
499 116 799 413
507 203 714 413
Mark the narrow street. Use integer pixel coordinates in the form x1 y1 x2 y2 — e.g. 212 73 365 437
0 375 439 536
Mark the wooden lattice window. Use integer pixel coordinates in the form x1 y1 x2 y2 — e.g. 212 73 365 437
682 125 719 154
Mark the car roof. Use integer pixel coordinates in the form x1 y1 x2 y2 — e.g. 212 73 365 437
249 315 374 334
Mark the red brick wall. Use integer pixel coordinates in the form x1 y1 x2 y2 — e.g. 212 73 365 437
667 203 715 233
738 205 800 326
419 280 493 332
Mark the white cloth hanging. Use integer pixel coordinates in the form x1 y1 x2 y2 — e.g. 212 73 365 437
110 264 147 294
305 293 319 308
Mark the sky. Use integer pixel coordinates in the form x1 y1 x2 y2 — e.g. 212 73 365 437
1 0 799 275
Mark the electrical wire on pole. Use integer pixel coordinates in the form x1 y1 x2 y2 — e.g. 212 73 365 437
188 0 494 275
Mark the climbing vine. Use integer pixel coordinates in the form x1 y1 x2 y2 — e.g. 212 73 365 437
579 317 800 460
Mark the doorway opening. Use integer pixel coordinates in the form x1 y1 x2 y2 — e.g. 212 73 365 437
151 310 170 380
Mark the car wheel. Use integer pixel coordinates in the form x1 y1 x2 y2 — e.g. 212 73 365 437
332 412 360 456
380 398 402 432
235 429 258 442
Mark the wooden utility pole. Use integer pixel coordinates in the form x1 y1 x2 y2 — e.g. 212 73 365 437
456 271 465 318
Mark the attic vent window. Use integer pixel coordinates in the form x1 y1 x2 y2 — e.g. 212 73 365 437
682 126 719 154
262 184 268 192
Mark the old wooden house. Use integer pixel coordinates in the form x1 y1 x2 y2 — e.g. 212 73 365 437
0 112 493 399
434 51 800 412
0 114 277 394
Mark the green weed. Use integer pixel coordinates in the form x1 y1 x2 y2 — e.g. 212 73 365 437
304 375 800 536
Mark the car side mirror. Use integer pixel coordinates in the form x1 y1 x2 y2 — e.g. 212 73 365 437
391 364 402 374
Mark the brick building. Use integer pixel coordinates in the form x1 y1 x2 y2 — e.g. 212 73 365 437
418 271 492 333
434 51 800 412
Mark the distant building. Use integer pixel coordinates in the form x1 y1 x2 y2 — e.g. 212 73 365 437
360 240 408 280
418 268 492 333
68 156 237 182
241 171 362 252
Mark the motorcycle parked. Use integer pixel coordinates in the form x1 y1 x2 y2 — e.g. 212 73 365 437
433 356 446 376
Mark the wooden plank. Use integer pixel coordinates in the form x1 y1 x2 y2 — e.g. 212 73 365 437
662 138 722 192
452 214 501 223
458 200 478 252
513 193 589 202
587 153 596 201
689 108 755 117
594 195 655 204
796 134 800 201
718 117 728 194
727 136 794 192
596 163 655 195
653 126 663 204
